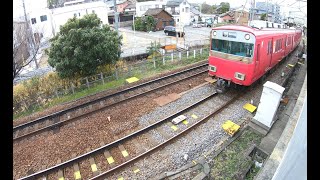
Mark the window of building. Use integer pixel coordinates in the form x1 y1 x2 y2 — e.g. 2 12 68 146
40 15 47 22
182 8 184 12
31 18 37 24
74 13 77 17
177 18 179 22
185 7 189 13
155 5 159 8
79 13 80 16
92 10 95 13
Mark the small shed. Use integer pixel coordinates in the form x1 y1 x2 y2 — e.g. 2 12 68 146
143 8 175 31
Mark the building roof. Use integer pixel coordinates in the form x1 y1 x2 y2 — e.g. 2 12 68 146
166 0 183 7
189 3 199 7
143 8 172 17
125 2 136 9
190 7 200 15
52 1 107 14
219 11 234 18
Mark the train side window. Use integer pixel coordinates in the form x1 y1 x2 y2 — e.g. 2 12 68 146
267 41 272 54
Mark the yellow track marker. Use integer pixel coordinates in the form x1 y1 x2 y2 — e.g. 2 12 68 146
191 114 198 119
133 168 140 174
58 178 64 180
287 64 294 67
121 150 129 157
126 77 139 83
107 156 115 164
91 164 98 172
74 171 81 180
118 177 124 180
182 120 188 125
171 125 178 131
222 120 240 136
243 103 257 113
192 160 197 165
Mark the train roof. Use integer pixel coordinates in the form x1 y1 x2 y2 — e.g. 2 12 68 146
212 25 301 37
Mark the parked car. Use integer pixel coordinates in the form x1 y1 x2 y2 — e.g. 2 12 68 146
164 26 185 37
199 21 206 27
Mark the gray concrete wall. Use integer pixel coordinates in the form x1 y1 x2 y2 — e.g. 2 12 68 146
255 74 307 180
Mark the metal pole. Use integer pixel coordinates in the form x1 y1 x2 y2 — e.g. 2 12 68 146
113 0 120 64
133 13 135 55
113 0 119 34
22 0 38 69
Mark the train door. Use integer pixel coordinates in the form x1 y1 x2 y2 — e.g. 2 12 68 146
254 43 262 78
266 39 273 70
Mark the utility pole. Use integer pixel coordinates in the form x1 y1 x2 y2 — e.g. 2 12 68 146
251 0 255 21
113 0 119 35
266 0 268 21
113 0 120 62
22 0 39 69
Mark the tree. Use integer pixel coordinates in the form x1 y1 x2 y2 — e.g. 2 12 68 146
13 21 43 80
47 0 64 8
145 16 156 31
146 41 161 59
48 14 122 79
260 13 267 21
212 5 218 13
132 16 156 32
201 3 213 14
219 2 230 14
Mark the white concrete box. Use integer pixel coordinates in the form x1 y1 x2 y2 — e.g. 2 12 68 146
253 81 285 128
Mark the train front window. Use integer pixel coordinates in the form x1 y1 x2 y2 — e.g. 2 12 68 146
211 39 254 58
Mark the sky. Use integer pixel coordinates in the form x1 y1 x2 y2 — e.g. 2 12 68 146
13 0 47 20
189 0 307 19
13 0 307 23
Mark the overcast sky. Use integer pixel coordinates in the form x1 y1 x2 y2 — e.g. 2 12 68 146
189 0 306 18
14 0 307 22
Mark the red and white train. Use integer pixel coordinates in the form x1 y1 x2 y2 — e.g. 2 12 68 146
207 25 302 92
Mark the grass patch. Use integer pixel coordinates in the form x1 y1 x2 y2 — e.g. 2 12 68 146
210 129 263 180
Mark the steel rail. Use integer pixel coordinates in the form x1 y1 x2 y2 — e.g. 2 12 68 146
18 91 217 180
89 93 241 179
13 63 208 131
14 69 208 141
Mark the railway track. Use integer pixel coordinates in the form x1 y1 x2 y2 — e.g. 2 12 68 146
16 45 304 179
13 63 209 142
18 86 243 179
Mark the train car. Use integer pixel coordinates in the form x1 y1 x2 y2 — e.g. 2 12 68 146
207 25 302 93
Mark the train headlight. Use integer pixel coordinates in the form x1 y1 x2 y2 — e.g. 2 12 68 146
209 65 217 72
213 31 217 36
235 72 245 80
244 34 250 40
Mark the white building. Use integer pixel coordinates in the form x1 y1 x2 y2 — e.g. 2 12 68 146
28 8 55 43
51 1 109 34
135 0 167 17
165 0 192 26
28 1 109 40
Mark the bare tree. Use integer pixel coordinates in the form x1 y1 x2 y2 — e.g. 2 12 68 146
13 21 43 80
